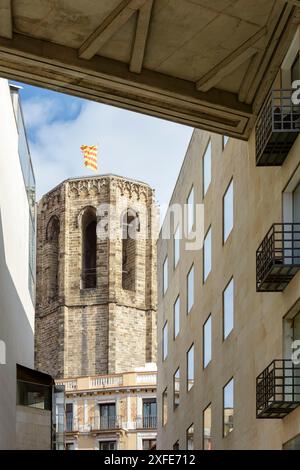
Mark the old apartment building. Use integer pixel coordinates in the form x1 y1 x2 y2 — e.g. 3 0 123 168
157 29 300 450
56 367 157 450
35 174 158 449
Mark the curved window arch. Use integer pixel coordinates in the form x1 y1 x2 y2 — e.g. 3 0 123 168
46 215 60 242
121 209 139 291
81 206 97 289
46 216 60 300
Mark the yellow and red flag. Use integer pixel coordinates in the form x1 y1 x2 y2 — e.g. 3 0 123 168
80 144 98 172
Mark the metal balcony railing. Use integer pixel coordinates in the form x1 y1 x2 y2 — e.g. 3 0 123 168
81 268 97 289
136 415 157 429
256 89 300 166
91 415 121 431
256 360 300 418
66 417 79 432
256 223 300 291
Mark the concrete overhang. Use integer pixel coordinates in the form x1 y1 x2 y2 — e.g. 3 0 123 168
0 0 299 139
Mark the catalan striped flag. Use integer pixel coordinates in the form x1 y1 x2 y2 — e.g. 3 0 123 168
80 144 98 172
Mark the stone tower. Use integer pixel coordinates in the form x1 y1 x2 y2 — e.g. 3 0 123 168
35 175 158 379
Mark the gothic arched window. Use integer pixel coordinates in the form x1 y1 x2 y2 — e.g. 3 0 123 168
121 209 139 291
82 207 97 289
46 216 60 300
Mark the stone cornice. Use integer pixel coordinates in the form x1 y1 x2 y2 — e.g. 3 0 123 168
66 176 153 201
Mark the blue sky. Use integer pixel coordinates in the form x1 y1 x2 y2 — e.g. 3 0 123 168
13 81 193 220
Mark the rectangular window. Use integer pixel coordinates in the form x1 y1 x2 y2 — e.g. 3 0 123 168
28 209 36 303
66 442 75 450
187 264 194 314
283 434 300 450
162 388 168 426
223 180 233 242
142 439 156 450
174 295 180 338
173 440 179 450
187 186 195 234
187 424 194 450
223 135 229 149
174 224 180 268
163 256 168 295
203 315 212 368
163 322 168 361
223 278 234 340
143 399 157 428
203 227 212 282
291 53 300 83
203 140 212 196
173 368 180 409
99 403 116 429
99 441 116 450
14 94 37 304
203 404 212 450
187 344 194 391
223 378 234 437
66 403 74 432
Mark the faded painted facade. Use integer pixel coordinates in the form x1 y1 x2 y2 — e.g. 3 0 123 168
56 367 157 450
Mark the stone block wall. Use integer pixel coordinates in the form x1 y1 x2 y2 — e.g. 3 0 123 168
35 175 157 379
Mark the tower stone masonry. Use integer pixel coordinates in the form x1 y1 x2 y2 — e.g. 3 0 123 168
35 175 158 379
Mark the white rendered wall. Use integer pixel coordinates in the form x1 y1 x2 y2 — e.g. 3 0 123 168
0 78 34 449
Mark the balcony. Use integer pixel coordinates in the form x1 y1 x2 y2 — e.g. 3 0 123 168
256 89 300 166
256 223 300 292
89 375 123 389
66 417 78 433
56 379 77 392
136 415 157 429
136 373 157 385
256 360 300 419
91 415 121 431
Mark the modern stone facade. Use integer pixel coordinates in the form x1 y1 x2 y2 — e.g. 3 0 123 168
35 175 157 380
157 30 300 450
0 80 37 449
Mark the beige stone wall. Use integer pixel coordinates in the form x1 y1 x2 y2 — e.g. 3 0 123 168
16 406 51 450
64 305 108 377
110 305 156 373
157 128 300 450
35 175 157 379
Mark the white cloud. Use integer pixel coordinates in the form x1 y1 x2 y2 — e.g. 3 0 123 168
22 96 81 130
23 95 193 222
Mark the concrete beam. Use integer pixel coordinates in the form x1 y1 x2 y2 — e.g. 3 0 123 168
238 2 285 104
0 0 12 39
79 0 148 60
130 0 153 74
196 27 266 92
0 33 252 139
244 3 295 109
